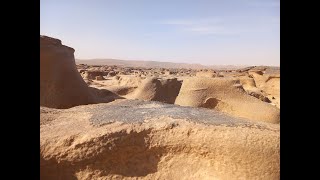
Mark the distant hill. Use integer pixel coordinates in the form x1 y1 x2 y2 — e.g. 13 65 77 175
76 58 251 70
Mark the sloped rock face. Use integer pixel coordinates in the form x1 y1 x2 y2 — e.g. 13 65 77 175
175 77 280 123
131 77 182 104
248 70 280 108
40 36 118 109
40 35 94 108
40 99 280 180
237 76 271 102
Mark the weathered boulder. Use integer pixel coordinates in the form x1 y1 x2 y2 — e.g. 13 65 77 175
40 36 95 108
40 35 118 108
131 77 182 104
175 77 280 123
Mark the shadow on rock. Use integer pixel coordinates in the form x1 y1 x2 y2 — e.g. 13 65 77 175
40 129 166 179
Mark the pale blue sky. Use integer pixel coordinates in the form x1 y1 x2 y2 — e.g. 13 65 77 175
40 0 280 66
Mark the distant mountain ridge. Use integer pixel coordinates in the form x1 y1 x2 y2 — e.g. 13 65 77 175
76 58 256 70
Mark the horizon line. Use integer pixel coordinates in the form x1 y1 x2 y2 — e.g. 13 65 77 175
75 58 280 67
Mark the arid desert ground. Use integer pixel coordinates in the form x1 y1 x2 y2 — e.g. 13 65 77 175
40 35 280 179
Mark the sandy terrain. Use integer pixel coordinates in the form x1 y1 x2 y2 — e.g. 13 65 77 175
41 100 279 180
40 35 280 179
77 63 280 119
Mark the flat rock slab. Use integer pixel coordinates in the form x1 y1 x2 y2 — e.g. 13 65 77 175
40 99 279 180
49 99 273 129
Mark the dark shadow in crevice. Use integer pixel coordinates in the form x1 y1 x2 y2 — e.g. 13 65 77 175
201 97 221 109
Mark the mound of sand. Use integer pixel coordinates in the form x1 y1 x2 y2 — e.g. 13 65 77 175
40 99 279 180
130 77 182 104
175 77 280 123
40 35 118 109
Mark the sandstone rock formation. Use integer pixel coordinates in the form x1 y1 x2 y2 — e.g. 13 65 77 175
237 76 271 102
40 36 94 108
107 71 116 77
81 71 107 80
196 70 216 78
130 77 182 104
40 99 280 180
40 35 118 108
40 36 280 179
248 69 280 108
175 77 280 123
117 75 144 87
262 74 280 100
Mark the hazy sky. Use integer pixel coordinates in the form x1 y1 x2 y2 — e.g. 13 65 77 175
40 0 280 66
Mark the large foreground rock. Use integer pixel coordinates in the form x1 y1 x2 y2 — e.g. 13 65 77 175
41 99 279 180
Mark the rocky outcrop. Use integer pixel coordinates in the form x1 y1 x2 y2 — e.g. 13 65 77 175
117 75 144 87
40 100 280 180
40 37 280 179
196 70 216 78
130 77 182 104
248 70 280 108
237 76 271 103
81 71 108 80
175 77 280 123
40 35 118 108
